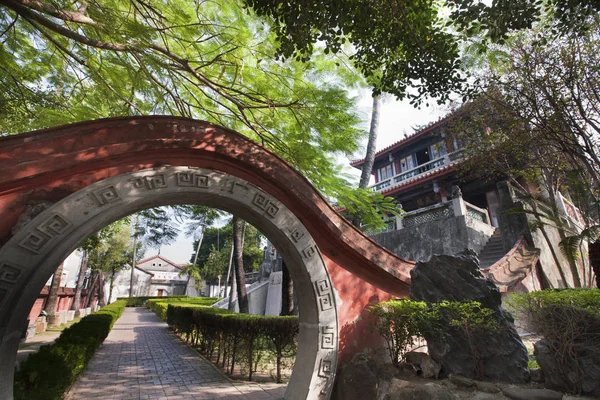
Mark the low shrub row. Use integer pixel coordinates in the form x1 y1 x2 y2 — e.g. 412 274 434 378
14 300 127 400
165 304 298 382
146 297 219 321
118 295 188 307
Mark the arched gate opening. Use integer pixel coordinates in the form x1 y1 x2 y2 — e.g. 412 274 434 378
0 117 413 400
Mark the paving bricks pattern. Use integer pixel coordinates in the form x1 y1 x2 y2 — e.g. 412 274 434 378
66 308 287 400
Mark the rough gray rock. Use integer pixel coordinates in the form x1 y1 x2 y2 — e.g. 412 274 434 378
529 368 544 383
476 381 500 393
534 338 600 397
471 393 502 400
421 355 441 379
410 250 529 383
405 351 427 366
502 387 563 400
332 353 379 400
386 378 457 400
449 374 476 388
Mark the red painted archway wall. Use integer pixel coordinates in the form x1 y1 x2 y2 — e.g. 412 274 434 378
0 116 414 363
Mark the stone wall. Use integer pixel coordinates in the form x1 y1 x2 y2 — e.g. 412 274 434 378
496 181 591 288
373 215 494 263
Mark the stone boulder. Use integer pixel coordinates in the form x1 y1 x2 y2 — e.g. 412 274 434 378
410 249 529 383
501 387 563 400
534 339 600 397
421 355 441 379
386 378 456 400
332 353 379 400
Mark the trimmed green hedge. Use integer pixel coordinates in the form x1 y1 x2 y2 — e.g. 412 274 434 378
117 295 189 307
146 297 219 321
165 304 298 383
14 300 127 400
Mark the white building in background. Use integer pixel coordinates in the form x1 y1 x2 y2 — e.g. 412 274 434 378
45 249 84 288
104 265 154 303
136 254 187 296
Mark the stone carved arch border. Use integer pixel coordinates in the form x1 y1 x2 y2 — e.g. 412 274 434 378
0 167 338 400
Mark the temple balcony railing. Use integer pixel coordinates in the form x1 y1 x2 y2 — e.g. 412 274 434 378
366 194 493 235
371 150 463 192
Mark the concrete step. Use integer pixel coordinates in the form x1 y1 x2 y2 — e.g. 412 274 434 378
478 228 506 269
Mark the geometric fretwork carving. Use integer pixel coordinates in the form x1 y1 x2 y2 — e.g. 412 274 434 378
18 214 72 254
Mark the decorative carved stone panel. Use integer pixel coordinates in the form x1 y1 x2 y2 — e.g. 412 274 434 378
130 174 167 190
320 326 335 350
176 172 209 188
315 279 334 312
0 263 22 284
252 193 279 218
92 185 120 206
18 214 72 254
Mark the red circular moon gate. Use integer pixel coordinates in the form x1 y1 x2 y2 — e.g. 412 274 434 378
0 117 413 398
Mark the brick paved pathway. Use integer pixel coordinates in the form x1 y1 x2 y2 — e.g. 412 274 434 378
66 308 286 400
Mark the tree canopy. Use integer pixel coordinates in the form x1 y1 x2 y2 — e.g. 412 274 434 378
0 0 405 227
244 0 465 104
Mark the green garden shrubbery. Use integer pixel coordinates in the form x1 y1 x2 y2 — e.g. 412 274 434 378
146 297 219 321
163 304 298 383
372 299 498 376
508 289 600 394
14 300 127 400
118 295 188 307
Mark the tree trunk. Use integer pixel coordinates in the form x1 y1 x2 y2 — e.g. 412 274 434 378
71 250 88 311
98 271 106 307
352 92 381 226
228 270 236 311
108 264 116 304
86 270 98 307
44 261 64 315
233 216 248 313
186 232 204 296
281 261 294 316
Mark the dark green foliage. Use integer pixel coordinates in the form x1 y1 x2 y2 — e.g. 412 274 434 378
161 304 298 383
508 289 600 394
509 289 600 343
372 299 498 375
244 0 465 105
14 300 126 400
371 299 431 366
451 0 600 44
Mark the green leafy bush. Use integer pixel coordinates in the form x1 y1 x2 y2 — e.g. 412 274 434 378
163 304 298 383
372 299 499 376
435 300 499 378
508 289 600 393
14 300 126 400
371 299 430 366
